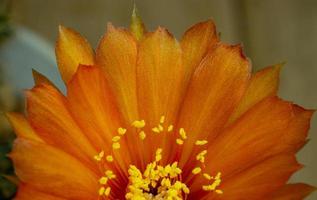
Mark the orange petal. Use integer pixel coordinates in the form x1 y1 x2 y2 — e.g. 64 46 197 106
26 83 96 168
201 154 301 199
204 97 309 179
32 69 57 88
67 65 131 176
228 64 283 124
96 24 138 123
277 105 314 153
178 43 251 167
67 65 123 147
270 183 316 200
6 112 43 142
10 139 98 200
137 27 184 125
56 25 95 83
15 185 66 200
181 20 219 81
136 28 185 163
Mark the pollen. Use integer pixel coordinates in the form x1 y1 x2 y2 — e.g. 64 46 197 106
104 187 111 196
179 128 187 140
106 155 114 162
125 148 188 199
167 125 174 132
160 115 165 124
93 150 104 161
202 172 222 194
176 138 184 145
117 127 127 135
195 140 208 146
98 186 105 196
112 136 120 142
192 167 202 175
203 173 212 180
158 124 164 131
112 142 120 149
105 170 116 179
196 150 207 163
139 131 146 140
155 148 163 162
152 127 160 133
99 177 108 184
94 116 223 198
132 120 146 128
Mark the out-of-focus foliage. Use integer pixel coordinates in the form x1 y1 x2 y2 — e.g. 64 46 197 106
0 0 17 199
0 0 11 42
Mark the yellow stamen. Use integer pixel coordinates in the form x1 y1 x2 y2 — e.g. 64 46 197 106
117 127 127 135
104 186 111 196
155 148 163 162
216 189 223 194
139 131 146 140
192 167 202 175
176 138 184 145
196 150 207 163
179 128 187 140
98 186 105 196
167 125 174 132
158 124 164 132
93 150 104 161
152 127 160 133
112 142 120 150
202 172 222 194
160 115 165 124
99 177 108 184
203 173 212 180
132 120 146 128
126 152 187 199
195 140 208 146
106 155 114 162
112 136 120 142
105 170 116 179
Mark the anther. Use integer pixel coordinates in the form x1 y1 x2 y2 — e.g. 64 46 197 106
160 116 165 124
112 142 120 150
112 136 120 142
192 167 202 175
106 155 114 162
94 150 104 161
176 138 184 145
167 125 174 132
152 127 160 133
139 131 146 140
195 140 208 146
179 128 187 139
132 120 146 128
118 127 127 135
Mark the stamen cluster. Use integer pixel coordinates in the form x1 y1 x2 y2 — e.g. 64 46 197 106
126 148 189 199
93 116 223 198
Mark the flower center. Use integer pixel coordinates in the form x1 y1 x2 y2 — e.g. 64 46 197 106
93 116 223 199
125 149 189 199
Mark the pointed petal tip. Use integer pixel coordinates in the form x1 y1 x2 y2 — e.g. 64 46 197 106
31 69 55 87
106 22 115 31
58 25 64 33
58 25 70 36
55 24 95 83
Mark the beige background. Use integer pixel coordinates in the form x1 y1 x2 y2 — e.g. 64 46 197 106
10 0 317 199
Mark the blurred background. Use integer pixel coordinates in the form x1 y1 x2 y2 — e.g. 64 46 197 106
0 0 316 199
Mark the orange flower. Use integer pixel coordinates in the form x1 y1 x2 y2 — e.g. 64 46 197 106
7 12 315 200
